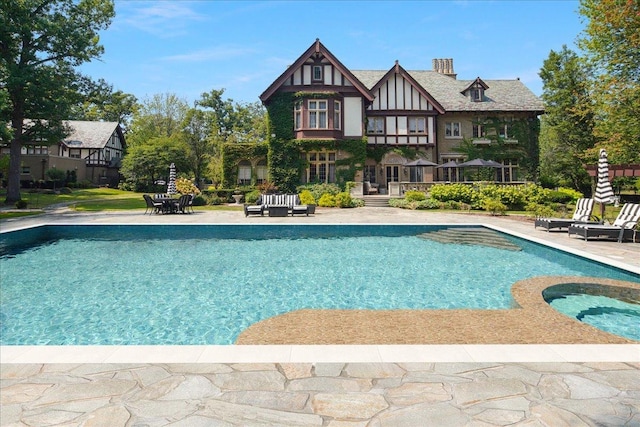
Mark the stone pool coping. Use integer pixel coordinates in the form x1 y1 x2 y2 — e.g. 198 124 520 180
237 276 639 345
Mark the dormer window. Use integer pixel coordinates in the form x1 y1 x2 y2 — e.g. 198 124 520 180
463 77 489 102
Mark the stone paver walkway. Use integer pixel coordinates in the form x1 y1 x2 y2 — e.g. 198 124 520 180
2 362 639 426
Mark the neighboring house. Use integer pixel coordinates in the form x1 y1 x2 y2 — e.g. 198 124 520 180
234 39 544 195
1 120 125 187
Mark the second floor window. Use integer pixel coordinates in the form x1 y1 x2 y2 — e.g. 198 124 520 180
445 122 461 138
334 101 341 130
367 117 384 134
294 101 302 130
408 117 426 134
308 100 327 129
69 148 81 158
472 124 486 138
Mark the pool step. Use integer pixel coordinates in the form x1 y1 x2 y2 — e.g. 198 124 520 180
417 228 522 251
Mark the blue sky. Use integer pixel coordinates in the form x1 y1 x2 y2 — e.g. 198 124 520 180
80 0 584 105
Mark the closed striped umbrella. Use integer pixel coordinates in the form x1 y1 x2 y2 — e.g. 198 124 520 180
594 149 614 220
167 163 177 195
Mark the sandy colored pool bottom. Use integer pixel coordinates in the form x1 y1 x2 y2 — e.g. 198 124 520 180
236 276 640 345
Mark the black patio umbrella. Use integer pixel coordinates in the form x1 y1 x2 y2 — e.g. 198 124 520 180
457 158 504 168
435 160 459 168
457 158 504 181
435 160 460 181
404 158 438 167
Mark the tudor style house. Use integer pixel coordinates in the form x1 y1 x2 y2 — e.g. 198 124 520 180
1 120 125 188
236 39 544 195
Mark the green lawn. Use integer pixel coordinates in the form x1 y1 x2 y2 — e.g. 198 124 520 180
0 188 242 220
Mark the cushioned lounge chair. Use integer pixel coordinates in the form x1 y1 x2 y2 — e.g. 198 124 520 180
534 198 597 231
568 203 640 243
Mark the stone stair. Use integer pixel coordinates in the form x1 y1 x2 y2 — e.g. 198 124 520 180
417 227 522 251
362 196 392 207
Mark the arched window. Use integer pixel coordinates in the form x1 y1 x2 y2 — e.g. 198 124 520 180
256 160 267 184
238 160 251 185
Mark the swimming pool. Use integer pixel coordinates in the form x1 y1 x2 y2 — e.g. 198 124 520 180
543 283 640 341
1 224 638 345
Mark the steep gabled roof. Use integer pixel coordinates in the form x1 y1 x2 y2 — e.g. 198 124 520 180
369 61 445 114
61 121 124 149
260 39 374 103
352 69 544 113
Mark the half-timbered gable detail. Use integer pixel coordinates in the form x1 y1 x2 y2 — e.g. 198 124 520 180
353 61 445 146
261 39 373 140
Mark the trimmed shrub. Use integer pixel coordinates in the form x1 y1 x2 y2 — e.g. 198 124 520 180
335 191 353 208
429 183 475 204
298 183 341 202
176 177 201 195
482 198 507 215
244 190 261 204
318 193 337 207
404 190 426 202
299 189 316 205
15 200 28 209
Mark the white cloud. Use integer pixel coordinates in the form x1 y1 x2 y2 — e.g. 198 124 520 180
162 46 256 63
119 1 206 38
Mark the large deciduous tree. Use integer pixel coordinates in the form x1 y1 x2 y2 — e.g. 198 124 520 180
578 0 640 163
69 78 138 131
0 0 115 203
539 45 595 192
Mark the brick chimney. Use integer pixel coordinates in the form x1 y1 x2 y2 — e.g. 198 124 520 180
432 58 456 79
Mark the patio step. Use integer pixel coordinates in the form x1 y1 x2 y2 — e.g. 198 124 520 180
417 227 522 251
362 196 392 207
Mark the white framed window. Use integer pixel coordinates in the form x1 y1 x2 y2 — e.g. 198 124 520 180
312 65 322 81
445 122 461 138
472 124 486 138
256 160 267 184
408 117 426 134
237 160 251 185
470 88 483 102
334 100 341 130
294 101 302 130
308 100 327 129
497 159 518 182
367 117 384 134
69 148 81 158
308 151 336 183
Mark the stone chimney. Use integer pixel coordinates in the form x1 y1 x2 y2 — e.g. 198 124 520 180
432 58 456 79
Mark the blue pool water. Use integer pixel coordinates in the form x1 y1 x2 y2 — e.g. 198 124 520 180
1 224 638 345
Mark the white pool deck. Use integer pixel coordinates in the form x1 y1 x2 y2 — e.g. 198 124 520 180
2 206 639 426
1 205 638 364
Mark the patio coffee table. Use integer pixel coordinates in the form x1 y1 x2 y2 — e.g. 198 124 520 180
268 205 289 217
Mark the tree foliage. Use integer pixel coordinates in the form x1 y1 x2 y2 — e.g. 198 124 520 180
578 0 640 163
69 78 138 130
0 0 115 203
539 45 595 192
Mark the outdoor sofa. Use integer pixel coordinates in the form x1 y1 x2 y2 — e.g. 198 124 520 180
567 203 640 243
244 193 312 217
534 198 597 231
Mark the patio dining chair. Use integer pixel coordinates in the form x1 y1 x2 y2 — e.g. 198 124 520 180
143 194 163 215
